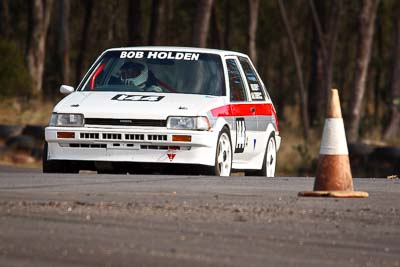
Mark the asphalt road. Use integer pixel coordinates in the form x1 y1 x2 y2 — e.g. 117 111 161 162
0 171 399 267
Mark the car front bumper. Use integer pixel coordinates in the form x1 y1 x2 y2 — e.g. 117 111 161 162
45 126 218 166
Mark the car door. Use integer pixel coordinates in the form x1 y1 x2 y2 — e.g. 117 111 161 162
225 56 257 164
238 56 273 160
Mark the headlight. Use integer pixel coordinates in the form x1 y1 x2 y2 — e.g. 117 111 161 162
167 116 210 130
49 113 84 127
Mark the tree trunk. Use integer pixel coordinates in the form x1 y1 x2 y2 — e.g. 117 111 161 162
323 1 341 109
0 0 10 38
277 0 309 140
308 0 342 125
276 38 287 121
25 0 53 97
107 0 118 43
373 2 383 125
248 0 259 66
192 0 214 47
165 0 175 45
58 0 70 85
210 4 223 49
383 2 400 140
307 0 326 126
127 0 142 46
148 0 167 46
224 0 231 50
75 0 93 84
346 0 380 142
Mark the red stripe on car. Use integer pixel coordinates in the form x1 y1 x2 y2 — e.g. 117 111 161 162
211 103 279 130
90 61 107 90
210 103 272 116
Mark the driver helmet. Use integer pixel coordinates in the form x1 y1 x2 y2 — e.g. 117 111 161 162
120 61 148 88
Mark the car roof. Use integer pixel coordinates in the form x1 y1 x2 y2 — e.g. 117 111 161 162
105 46 250 58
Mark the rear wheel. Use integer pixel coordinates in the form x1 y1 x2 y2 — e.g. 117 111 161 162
249 134 276 177
265 135 277 177
211 128 232 176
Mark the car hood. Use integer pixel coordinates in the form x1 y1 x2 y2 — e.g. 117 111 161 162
53 92 226 120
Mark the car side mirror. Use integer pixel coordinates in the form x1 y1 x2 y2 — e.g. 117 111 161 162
60 85 75 95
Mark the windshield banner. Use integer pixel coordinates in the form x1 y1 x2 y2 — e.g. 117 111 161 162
120 51 200 61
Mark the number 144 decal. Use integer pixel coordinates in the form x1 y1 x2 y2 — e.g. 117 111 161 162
235 118 246 153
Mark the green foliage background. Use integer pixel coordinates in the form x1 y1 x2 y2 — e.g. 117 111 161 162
0 39 31 98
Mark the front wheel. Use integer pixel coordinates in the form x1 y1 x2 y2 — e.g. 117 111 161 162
210 128 232 176
42 142 79 173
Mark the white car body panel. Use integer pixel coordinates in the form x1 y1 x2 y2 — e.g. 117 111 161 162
53 92 225 121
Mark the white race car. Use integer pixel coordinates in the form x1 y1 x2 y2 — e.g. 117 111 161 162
43 47 281 176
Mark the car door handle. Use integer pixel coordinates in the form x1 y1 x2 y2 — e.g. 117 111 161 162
250 107 256 113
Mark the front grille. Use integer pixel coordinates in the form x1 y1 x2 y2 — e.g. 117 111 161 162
67 143 190 151
66 132 171 142
102 133 122 140
70 143 106 148
125 134 145 140
148 134 167 141
85 118 166 127
141 145 179 150
80 133 99 139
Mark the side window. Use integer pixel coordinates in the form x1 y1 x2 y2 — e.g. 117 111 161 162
226 59 247 102
239 57 266 101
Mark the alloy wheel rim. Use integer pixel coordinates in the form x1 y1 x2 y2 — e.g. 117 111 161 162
266 138 276 177
217 133 232 176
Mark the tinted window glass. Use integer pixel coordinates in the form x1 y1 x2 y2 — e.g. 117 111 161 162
239 57 266 101
79 50 225 96
226 59 247 102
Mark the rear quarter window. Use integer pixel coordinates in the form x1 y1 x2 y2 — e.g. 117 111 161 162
238 57 267 101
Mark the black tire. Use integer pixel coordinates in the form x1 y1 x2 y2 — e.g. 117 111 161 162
367 146 400 175
209 128 232 176
22 125 45 142
248 133 276 177
42 142 78 173
6 135 35 153
95 161 128 175
97 166 127 175
0 124 23 140
369 146 400 161
348 142 374 157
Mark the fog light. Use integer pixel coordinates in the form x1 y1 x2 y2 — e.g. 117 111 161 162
172 135 191 142
57 132 75 138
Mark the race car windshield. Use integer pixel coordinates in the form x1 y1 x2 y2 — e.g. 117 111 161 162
80 51 226 96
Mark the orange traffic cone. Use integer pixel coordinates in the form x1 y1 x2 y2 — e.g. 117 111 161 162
298 89 368 198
